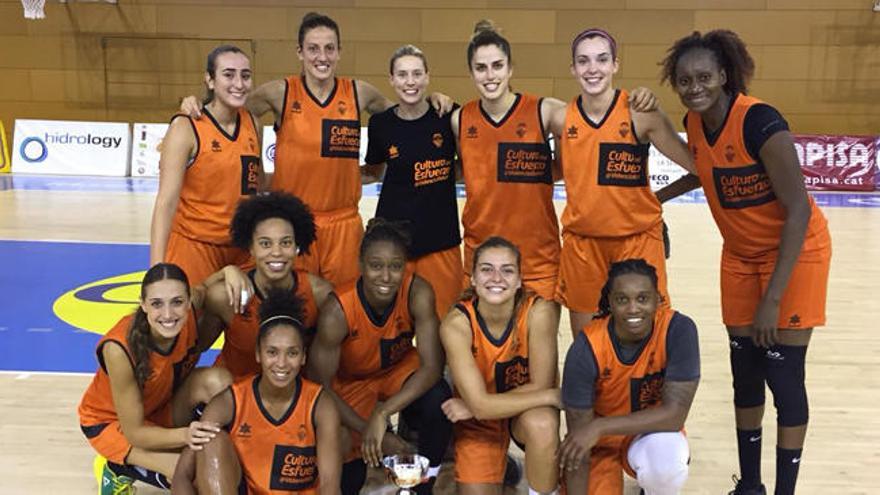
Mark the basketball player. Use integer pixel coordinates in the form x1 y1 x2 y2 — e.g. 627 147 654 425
198 191 333 379
308 219 452 495
78 263 232 494
150 45 261 285
440 236 562 495
181 13 452 287
363 44 462 319
559 259 700 494
546 28 696 336
661 30 832 495
172 289 342 495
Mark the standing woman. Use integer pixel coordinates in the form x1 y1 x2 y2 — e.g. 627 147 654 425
364 44 463 319
440 236 561 495
661 30 832 495
78 263 232 494
151 45 262 285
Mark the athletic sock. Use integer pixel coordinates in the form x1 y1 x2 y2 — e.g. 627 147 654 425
736 428 763 488
107 461 170 489
774 447 802 495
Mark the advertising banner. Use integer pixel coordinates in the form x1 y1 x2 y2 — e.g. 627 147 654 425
649 132 691 191
793 134 877 191
130 123 168 177
0 120 10 173
12 120 130 176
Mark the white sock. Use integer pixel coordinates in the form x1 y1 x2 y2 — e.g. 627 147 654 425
528 486 559 495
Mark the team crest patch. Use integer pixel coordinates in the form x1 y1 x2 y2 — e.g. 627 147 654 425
619 122 630 138
515 122 527 138
337 100 348 115
432 132 444 148
724 145 736 162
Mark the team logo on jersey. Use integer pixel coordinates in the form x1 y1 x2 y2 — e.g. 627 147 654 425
712 162 776 209
788 314 801 327
291 100 302 113
238 422 252 437
413 158 451 187
337 101 348 116
630 370 664 412
248 137 257 153
495 356 529 393
432 132 444 148
566 125 579 139
380 331 415 369
211 139 222 152
297 423 308 441
466 126 478 138
497 142 552 184
388 144 400 160
597 142 650 187
724 144 736 162
515 122 527 138
619 122 630 138
271 445 318 491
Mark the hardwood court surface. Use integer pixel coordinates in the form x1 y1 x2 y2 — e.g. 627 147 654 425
0 181 878 494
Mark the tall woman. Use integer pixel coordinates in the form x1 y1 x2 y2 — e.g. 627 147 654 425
150 45 262 285
661 30 832 495
78 263 232 494
363 44 463 319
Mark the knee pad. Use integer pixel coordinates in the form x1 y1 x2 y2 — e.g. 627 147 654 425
764 345 809 427
629 433 689 495
729 336 767 408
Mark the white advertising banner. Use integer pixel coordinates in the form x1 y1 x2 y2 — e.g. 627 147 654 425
648 132 690 191
130 123 169 177
12 119 130 176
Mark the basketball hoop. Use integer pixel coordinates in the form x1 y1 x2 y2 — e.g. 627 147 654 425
21 0 46 19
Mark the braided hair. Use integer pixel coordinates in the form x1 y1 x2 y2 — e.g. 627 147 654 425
595 259 659 319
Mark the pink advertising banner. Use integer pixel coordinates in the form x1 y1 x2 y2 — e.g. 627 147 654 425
793 134 878 191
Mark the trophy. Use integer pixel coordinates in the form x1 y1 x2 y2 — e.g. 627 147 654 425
382 453 429 495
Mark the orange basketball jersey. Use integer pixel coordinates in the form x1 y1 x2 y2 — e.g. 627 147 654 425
273 76 361 213
79 309 200 426
455 294 537 395
229 375 323 494
459 94 560 279
560 90 661 237
334 274 417 380
170 108 261 244
686 94 829 260
218 270 319 379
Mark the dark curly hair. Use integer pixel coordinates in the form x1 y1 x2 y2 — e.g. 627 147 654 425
230 191 316 255
257 287 307 347
360 217 411 260
660 29 755 96
595 258 659 319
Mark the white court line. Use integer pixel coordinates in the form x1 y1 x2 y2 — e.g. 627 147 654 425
0 370 92 377
0 238 147 246
26 327 54 332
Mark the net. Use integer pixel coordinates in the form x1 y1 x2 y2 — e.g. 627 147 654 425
21 0 46 19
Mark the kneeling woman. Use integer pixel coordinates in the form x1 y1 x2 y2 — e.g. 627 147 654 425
172 289 342 494
559 259 701 495
78 263 232 493
440 236 562 495
309 218 452 495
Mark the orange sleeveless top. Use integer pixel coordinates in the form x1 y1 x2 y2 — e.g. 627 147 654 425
455 294 537 394
229 375 323 494
334 273 416 380
78 309 200 426
218 270 319 379
686 94 830 260
170 108 261 244
560 90 661 237
459 94 560 279
272 76 361 213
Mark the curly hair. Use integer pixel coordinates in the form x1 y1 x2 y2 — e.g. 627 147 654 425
467 19 512 70
660 29 755 96
360 217 411 260
230 191 316 255
257 287 307 346
595 258 659 319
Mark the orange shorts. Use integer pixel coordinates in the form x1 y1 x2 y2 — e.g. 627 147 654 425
332 350 419 461
720 246 831 329
80 404 173 465
408 245 465 319
582 435 636 494
295 207 363 287
462 244 558 301
452 417 511 484
166 231 252 286
556 223 669 314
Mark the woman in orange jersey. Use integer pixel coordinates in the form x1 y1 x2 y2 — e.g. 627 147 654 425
546 28 697 337
559 259 700 495
150 45 263 286
661 31 831 495
78 263 233 494
440 236 562 495
198 191 333 379
309 219 452 495
172 289 342 495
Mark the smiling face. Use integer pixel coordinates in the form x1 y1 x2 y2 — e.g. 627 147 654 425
390 55 429 106
469 44 513 102
140 278 190 343
673 48 727 115
608 273 659 343
359 240 406 309
570 35 618 97
297 26 340 83
205 51 252 109
256 324 305 389
251 217 297 284
472 246 522 305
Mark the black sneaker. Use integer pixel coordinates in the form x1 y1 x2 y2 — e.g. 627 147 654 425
729 475 767 495
502 454 522 488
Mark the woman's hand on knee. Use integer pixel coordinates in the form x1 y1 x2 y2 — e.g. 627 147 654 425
185 420 221 450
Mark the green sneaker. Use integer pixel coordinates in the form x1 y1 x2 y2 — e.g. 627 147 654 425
98 459 136 495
